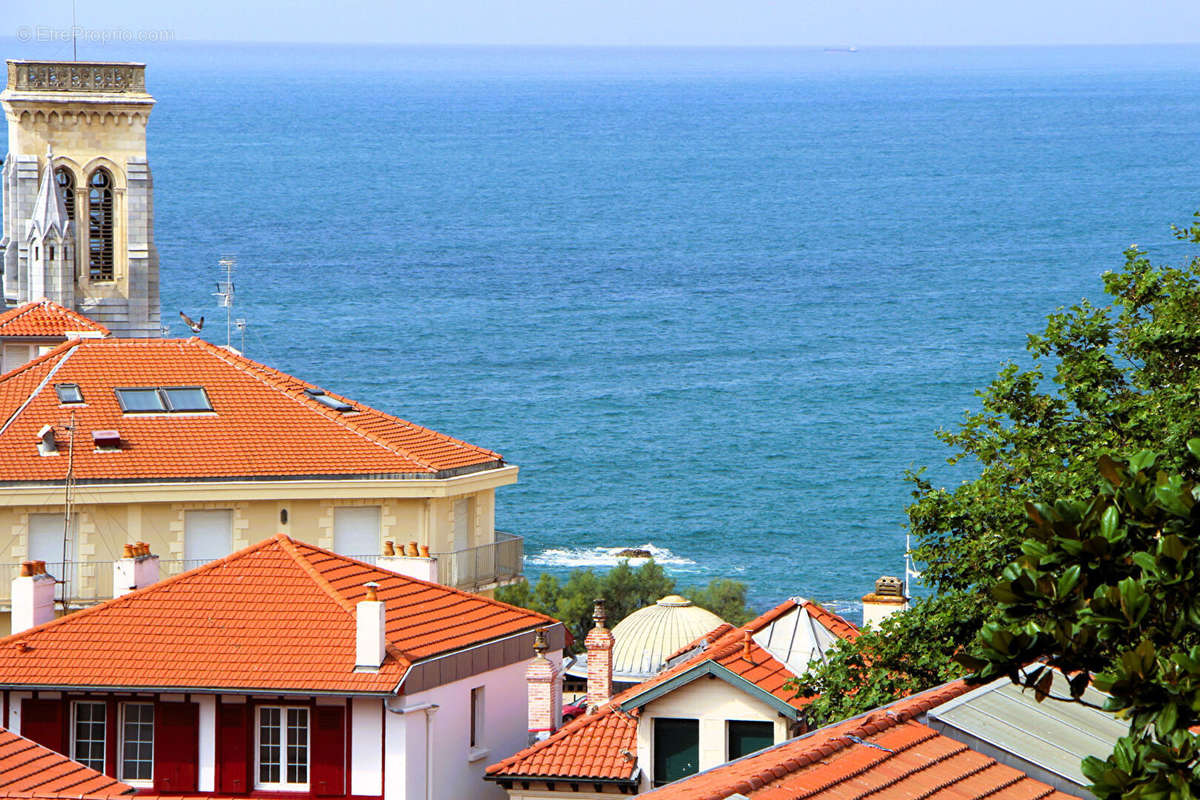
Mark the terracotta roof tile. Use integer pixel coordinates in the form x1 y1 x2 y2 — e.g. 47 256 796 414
0 337 502 481
0 727 130 797
0 535 559 694
488 599 860 782
637 680 1076 800
0 300 109 340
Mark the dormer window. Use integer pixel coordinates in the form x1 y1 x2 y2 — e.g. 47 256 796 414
55 383 83 404
305 389 352 412
115 387 213 414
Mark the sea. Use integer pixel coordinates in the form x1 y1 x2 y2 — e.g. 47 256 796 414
4 40 1200 620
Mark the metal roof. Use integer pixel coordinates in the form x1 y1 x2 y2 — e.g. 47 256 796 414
925 669 1126 794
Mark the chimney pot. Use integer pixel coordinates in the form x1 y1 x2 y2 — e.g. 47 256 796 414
19 562 33 578
862 575 910 628
406 541 419 557
364 582 378 602
418 543 430 558
123 544 136 558
33 560 46 575
383 540 395 556
742 630 752 659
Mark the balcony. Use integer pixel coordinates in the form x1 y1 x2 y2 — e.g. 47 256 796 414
0 532 524 610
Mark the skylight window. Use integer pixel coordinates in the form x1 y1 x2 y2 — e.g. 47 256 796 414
55 383 84 404
161 387 212 412
305 389 353 412
115 387 214 414
115 388 165 412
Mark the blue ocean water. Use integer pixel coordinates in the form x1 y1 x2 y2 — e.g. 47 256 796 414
4 41 1200 617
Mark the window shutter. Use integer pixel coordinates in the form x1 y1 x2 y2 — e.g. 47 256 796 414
19 698 65 753
217 703 250 793
311 705 346 796
153 702 199 792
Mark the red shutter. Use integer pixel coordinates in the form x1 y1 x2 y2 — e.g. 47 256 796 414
19 698 65 754
217 703 250 794
311 705 346 797
153 702 199 792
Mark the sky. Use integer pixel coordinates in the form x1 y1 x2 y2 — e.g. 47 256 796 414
4 0 1200 47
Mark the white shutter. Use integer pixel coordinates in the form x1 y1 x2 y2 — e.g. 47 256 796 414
184 510 233 565
333 506 381 557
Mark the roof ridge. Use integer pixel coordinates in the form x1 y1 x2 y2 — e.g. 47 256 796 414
0 342 79 437
0 536 286 645
273 533 361 617
283 537 561 662
189 339 467 473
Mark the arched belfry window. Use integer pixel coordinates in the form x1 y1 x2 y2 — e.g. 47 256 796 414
87 168 114 281
54 167 75 221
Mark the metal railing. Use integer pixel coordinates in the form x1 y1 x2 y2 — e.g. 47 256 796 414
436 530 523 592
352 531 524 593
0 532 524 608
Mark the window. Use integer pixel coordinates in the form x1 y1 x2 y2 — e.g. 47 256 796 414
55 167 75 221
115 387 213 413
304 389 353 412
115 388 165 412
333 506 381 557
29 512 77 582
72 701 106 772
120 703 154 783
161 387 212 411
470 687 484 748
55 383 84 404
652 718 699 787
184 509 233 565
257 706 308 790
87 168 114 281
727 720 774 761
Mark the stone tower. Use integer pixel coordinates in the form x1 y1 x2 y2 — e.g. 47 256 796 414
1 60 160 337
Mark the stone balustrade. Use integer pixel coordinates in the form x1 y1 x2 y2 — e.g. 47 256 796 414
7 60 146 93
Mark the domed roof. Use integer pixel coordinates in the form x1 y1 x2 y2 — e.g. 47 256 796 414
609 595 726 681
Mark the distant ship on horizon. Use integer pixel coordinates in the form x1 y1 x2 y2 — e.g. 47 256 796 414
824 46 859 53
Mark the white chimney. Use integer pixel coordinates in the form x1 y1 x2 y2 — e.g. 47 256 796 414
375 540 439 583
861 576 909 628
356 582 387 670
113 542 160 597
36 424 57 456
12 561 56 632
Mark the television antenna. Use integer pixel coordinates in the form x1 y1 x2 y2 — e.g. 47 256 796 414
235 318 247 353
213 257 236 347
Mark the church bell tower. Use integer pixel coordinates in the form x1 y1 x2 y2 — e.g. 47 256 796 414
1 60 160 337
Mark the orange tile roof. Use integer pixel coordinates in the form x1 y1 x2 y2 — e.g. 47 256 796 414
0 727 131 797
487 599 859 782
0 300 109 340
0 535 560 694
637 680 1076 800
0 337 503 481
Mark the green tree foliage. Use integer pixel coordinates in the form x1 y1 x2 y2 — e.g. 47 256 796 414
963 449 1200 798
796 213 1200 722
496 562 754 651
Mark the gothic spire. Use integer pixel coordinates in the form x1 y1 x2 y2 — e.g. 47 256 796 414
27 147 71 242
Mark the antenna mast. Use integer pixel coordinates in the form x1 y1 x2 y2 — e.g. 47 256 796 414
72 0 78 61
214 257 236 347
59 412 76 610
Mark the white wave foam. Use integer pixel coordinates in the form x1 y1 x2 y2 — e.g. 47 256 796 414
528 543 698 570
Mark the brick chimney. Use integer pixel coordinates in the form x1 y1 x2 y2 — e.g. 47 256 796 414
526 628 562 743
355 582 387 670
12 561 56 632
375 539 439 583
113 542 160 597
584 598 614 710
861 576 909 628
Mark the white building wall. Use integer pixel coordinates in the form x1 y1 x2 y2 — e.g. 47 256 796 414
390 652 560 800
197 695 216 791
636 678 788 789
352 697 384 796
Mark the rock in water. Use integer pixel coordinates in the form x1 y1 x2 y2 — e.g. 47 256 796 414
616 548 653 559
